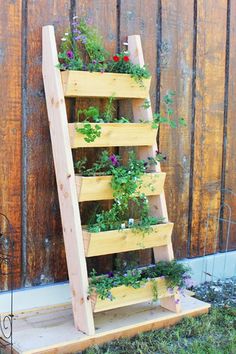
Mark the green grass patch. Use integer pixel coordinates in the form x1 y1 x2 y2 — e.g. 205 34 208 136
83 307 236 354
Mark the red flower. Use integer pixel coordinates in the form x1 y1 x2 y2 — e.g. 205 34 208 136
123 56 129 62
113 55 120 62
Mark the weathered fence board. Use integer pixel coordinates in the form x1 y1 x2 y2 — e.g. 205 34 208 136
224 0 236 251
190 0 227 256
0 0 235 289
160 0 194 258
119 0 159 267
0 0 22 289
24 0 70 286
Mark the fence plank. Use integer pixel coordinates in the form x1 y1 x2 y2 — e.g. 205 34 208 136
159 0 194 258
25 1 70 286
0 1 22 289
190 0 227 256
119 0 159 267
224 0 236 251
74 0 118 275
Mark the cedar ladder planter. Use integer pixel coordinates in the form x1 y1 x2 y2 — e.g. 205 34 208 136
42 26 196 336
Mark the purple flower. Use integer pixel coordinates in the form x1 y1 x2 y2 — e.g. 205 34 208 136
109 154 119 167
66 50 74 59
183 276 196 288
74 34 87 44
107 271 114 278
175 298 180 304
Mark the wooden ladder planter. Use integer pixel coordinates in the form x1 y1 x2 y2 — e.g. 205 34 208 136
42 26 184 336
76 172 166 202
91 277 180 313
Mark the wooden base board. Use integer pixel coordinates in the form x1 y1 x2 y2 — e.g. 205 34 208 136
10 296 210 354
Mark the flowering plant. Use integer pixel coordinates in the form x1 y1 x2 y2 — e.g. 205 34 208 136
58 17 150 85
88 260 191 301
75 151 164 234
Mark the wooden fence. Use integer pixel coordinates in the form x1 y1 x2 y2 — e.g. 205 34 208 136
0 0 235 289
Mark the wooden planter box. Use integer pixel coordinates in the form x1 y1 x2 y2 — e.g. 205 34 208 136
90 276 176 313
68 122 157 148
76 172 166 202
61 71 151 98
83 223 173 257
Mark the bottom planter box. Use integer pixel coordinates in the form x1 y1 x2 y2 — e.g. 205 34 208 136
83 223 174 257
90 276 178 313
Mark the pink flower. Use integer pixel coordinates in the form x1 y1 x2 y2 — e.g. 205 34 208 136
109 154 119 166
66 50 74 59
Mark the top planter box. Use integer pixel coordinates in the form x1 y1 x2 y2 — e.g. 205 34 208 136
61 71 151 98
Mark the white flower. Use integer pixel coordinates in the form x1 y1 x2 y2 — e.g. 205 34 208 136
73 16 78 19
64 32 69 36
61 38 66 41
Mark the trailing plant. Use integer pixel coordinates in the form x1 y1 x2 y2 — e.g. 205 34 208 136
151 91 187 129
88 260 191 301
78 151 164 234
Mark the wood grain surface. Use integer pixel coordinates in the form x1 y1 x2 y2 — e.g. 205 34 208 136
0 0 235 289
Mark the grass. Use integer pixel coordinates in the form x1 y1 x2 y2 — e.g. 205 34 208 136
83 307 236 354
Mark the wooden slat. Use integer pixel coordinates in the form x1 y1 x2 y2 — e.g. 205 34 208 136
119 1 163 267
159 0 194 258
61 71 151 98
25 0 70 287
83 223 173 257
74 0 118 275
224 0 236 251
42 25 95 335
190 0 227 256
128 36 174 262
11 297 210 354
0 0 22 289
69 123 157 148
92 277 180 313
77 172 166 202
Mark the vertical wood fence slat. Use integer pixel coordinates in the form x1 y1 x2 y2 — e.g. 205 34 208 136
0 1 22 288
74 0 118 275
119 0 159 267
160 0 194 258
224 0 236 250
190 0 227 256
25 0 71 286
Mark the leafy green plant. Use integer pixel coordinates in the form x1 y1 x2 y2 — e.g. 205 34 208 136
88 260 191 301
75 122 101 143
152 91 187 129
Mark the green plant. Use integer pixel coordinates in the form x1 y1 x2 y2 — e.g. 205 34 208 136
82 151 165 234
75 122 101 143
88 260 191 301
152 91 187 129
106 51 151 87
